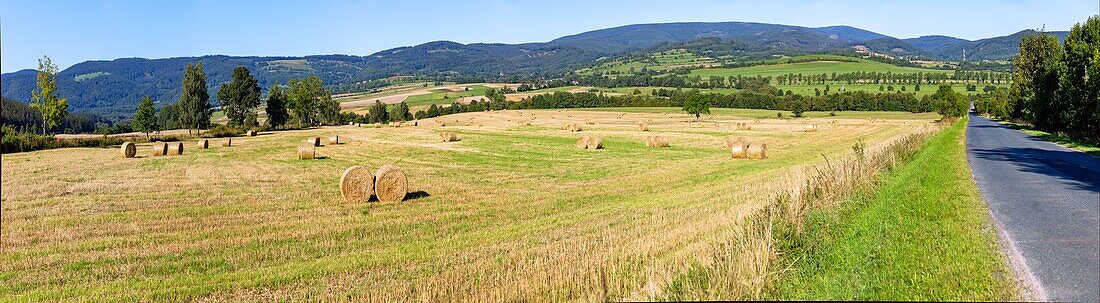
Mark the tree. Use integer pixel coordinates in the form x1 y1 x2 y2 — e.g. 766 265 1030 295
1012 31 1063 129
132 96 159 137
216 66 261 128
265 85 289 129
287 76 328 126
158 103 182 130
931 84 967 117
368 101 389 123
316 93 341 125
682 93 710 121
177 63 212 134
30 56 68 135
389 102 411 122
1057 16 1100 137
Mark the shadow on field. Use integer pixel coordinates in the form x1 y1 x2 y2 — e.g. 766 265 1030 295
970 146 1100 192
405 190 431 201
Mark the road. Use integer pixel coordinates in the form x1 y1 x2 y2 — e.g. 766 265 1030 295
966 114 1100 302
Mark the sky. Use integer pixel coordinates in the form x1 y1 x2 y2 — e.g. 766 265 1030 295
2 0 1097 73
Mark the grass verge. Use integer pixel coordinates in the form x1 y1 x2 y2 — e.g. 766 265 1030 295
996 120 1100 156
773 117 1019 300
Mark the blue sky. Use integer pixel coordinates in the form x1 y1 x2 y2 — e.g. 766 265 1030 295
2 0 1097 73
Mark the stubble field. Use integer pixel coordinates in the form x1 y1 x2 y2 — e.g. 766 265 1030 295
1 108 937 301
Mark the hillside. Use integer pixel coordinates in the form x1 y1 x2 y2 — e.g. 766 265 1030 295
0 21 1061 117
903 30 1070 61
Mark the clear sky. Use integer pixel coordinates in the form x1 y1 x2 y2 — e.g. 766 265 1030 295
2 0 1097 73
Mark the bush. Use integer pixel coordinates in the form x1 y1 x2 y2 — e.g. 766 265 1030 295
203 124 241 138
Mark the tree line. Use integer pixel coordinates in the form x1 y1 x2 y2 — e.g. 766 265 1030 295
974 16 1099 140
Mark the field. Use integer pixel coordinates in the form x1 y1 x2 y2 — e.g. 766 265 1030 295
1 109 938 301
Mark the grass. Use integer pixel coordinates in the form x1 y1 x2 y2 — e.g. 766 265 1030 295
404 85 490 107
773 117 1019 300
996 119 1100 156
1 109 939 300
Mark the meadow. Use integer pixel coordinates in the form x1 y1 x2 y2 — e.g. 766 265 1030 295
1 108 937 301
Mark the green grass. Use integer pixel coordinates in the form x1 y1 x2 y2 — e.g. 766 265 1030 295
773 117 1018 300
996 120 1100 156
404 85 490 107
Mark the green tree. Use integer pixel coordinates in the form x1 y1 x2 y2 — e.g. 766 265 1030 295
287 76 328 126
931 84 967 117
216 66 261 128
389 102 411 122
1012 31 1063 128
682 93 711 121
158 103 182 130
316 93 340 125
1057 16 1100 137
132 96 159 137
265 85 289 129
368 100 389 123
30 56 68 135
177 63 212 134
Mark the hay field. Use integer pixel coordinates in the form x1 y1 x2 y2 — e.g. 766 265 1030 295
0 109 936 301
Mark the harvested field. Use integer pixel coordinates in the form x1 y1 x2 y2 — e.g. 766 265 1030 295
1 108 937 301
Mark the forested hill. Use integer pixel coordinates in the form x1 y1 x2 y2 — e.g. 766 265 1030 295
1 21 1066 117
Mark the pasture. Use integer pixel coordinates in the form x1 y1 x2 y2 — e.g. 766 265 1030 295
1 109 938 301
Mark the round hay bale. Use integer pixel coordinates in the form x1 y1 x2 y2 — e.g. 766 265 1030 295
120 142 136 158
297 144 316 160
729 137 748 159
639 122 649 132
222 137 232 147
413 121 418 127
170 142 184 155
569 123 582 132
199 139 209 149
576 136 590 149
374 164 408 203
648 136 669 147
328 135 340 145
644 136 654 147
440 132 458 142
746 143 767 159
339 166 375 203
585 118 593 125
586 136 603 149
305 137 320 147
152 142 168 156
374 122 382 128
805 124 818 132
247 130 257 136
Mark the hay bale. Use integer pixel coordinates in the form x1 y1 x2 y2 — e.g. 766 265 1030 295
736 123 753 131
728 137 748 159
297 144 316 160
576 136 590 149
805 124 818 132
374 164 408 203
328 135 341 144
152 142 168 156
746 143 767 159
120 142 136 158
568 123 582 132
440 132 459 142
638 122 649 132
585 118 593 125
339 166 375 203
199 139 209 149
585 136 603 149
222 137 232 147
374 122 382 128
305 137 321 147
170 142 184 155
413 120 418 127
247 130 257 136
647 136 669 147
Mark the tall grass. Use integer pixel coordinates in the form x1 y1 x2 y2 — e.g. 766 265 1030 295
664 118 951 299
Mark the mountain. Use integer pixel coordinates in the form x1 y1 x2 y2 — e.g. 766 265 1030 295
0 21 1067 118
548 21 890 54
904 30 1070 61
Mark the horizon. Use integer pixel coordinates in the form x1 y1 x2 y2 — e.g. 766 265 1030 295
2 0 1098 73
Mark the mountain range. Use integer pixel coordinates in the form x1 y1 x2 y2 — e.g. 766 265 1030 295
0 21 1068 118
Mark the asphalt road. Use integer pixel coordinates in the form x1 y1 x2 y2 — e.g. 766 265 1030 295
966 114 1100 302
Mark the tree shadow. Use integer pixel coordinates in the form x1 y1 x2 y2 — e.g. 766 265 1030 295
970 146 1100 192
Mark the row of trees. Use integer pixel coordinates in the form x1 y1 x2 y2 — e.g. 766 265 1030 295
569 70 1006 90
130 65 345 135
976 16 1099 139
